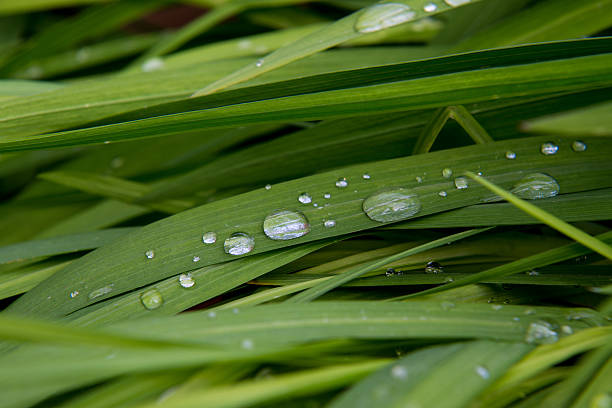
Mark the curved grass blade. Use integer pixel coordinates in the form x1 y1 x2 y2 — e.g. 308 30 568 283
570 351 612 408
286 228 490 303
192 0 484 96
522 100 612 138
329 340 531 408
7 136 612 319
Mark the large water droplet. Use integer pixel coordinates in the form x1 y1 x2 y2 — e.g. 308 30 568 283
525 320 559 344
454 177 468 189
445 0 471 6
540 142 559 155
263 210 310 240
475 365 490 379
572 140 587 152
354 3 416 34
424 2 438 12
335 178 348 188
425 261 443 274
140 288 163 310
363 188 421 222
88 284 113 300
442 168 453 178
224 233 255 255
298 192 312 204
179 273 195 288
145 250 155 259
202 231 217 244
511 173 559 200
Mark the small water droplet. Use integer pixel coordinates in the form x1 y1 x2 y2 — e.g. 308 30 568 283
232 308 240 314
511 173 559 200
526 269 539 276
571 140 587 152
391 365 408 379
241 338 254 349
354 3 416 34
141 57 164 72
491 304 503 311
208 311 216 318
202 231 217 244
424 2 438 12
445 0 472 6
363 187 421 222
525 309 536 315
335 178 348 188
415 176 423 183
454 177 468 190
438 191 448 197
192 256 200 262
265 184 272 190
386 268 402 276
525 320 559 344
513 317 520 321
224 233 255 255
145 250 155 259
475 365 490 379
69 291 79 298
298 192 312 204
505 151 517 160
442 168 453 178
540 142 559 155
255 58 264 67
561 325 573 335
109 156 125 169
425 261 443 274
323 193 331 199
362 173 371 180
140 288 163 310
263 210 310 240
88 284 114 300
324 220 336 228
444 276 454 283
179 273 195 288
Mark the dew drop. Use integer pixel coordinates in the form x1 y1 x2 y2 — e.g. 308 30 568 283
324 193 331 199
255 58 264 67
324 220 336 228
571 140 587 152
475 365 490 379
110 156 125 169
192 256 200 262
208 311 216 318
445 0 471 6
415 176 423 183
505 151 516 160
202 231 217 244
88 285 114 300
298 192 312 204
442 168 453 178
454 177 468 190
145 250 155 259
265 184 272 190
263 210 310 240
354 3 416 34
425 261 443 274
363 187 421 222
561 325 573 335
179 273 195 288
141 57 164 72
140 288 163 310
491 304 503 311
69 291 79 298
241 338 254 350
424 2 438 12
391 365 408 379
224 233 255 255
362 173 371 180
525 320 559 344
335 178 348 188
540 142 559 155
526 269 539 276
438 191 448 197
511 173 559 200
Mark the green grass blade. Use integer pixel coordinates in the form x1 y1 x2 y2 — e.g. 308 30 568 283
0 260 71 300
570 351 612 408
522 100 612 137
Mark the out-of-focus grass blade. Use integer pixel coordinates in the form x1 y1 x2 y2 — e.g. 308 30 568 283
570 351 612 408
522 100 612 137
0 79 63 98
286 228 490 303
0 0 111 14
7 136 612 319
0 228 135 264
142 359 390 408
0 260 71 299
329 340 531 408
192 0 484 96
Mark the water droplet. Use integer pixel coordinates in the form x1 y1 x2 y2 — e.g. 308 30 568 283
444 276 454 283
354 3 416 34
386 268 402 276
313 203 318 207
524 309 536 315
442 168 453 178
425 261 443 274
415 176 423 183
88 285 114 300
526 269 539 276
513 317 521 321
241 338 254 349
491 304 503 311
324 220 336 228
179 273 195 288
362 173 371 180
561 325 573 335
192 256 200 262
525 320 559 344
445 0 471 6
441 301 455 310
298 192 312 204
505 151 517 160
571 140 587 152
255 58 264 67
69 291 79 298
263 210 310 240
438 191 448 197
145 250 155 259
511 173 559 200
475 365 490 379
224 233 255 255
363 188 421 222
141 57 164 72
202 232 217 244
424 2 438 12
540 142 559 155
323 193 331 199
208 311 216 318
391 365 408 379
140 288 163 310
335 178 348 188
110 156 124 169
454 177 468 190
232 308 240 314
265 184 272 190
